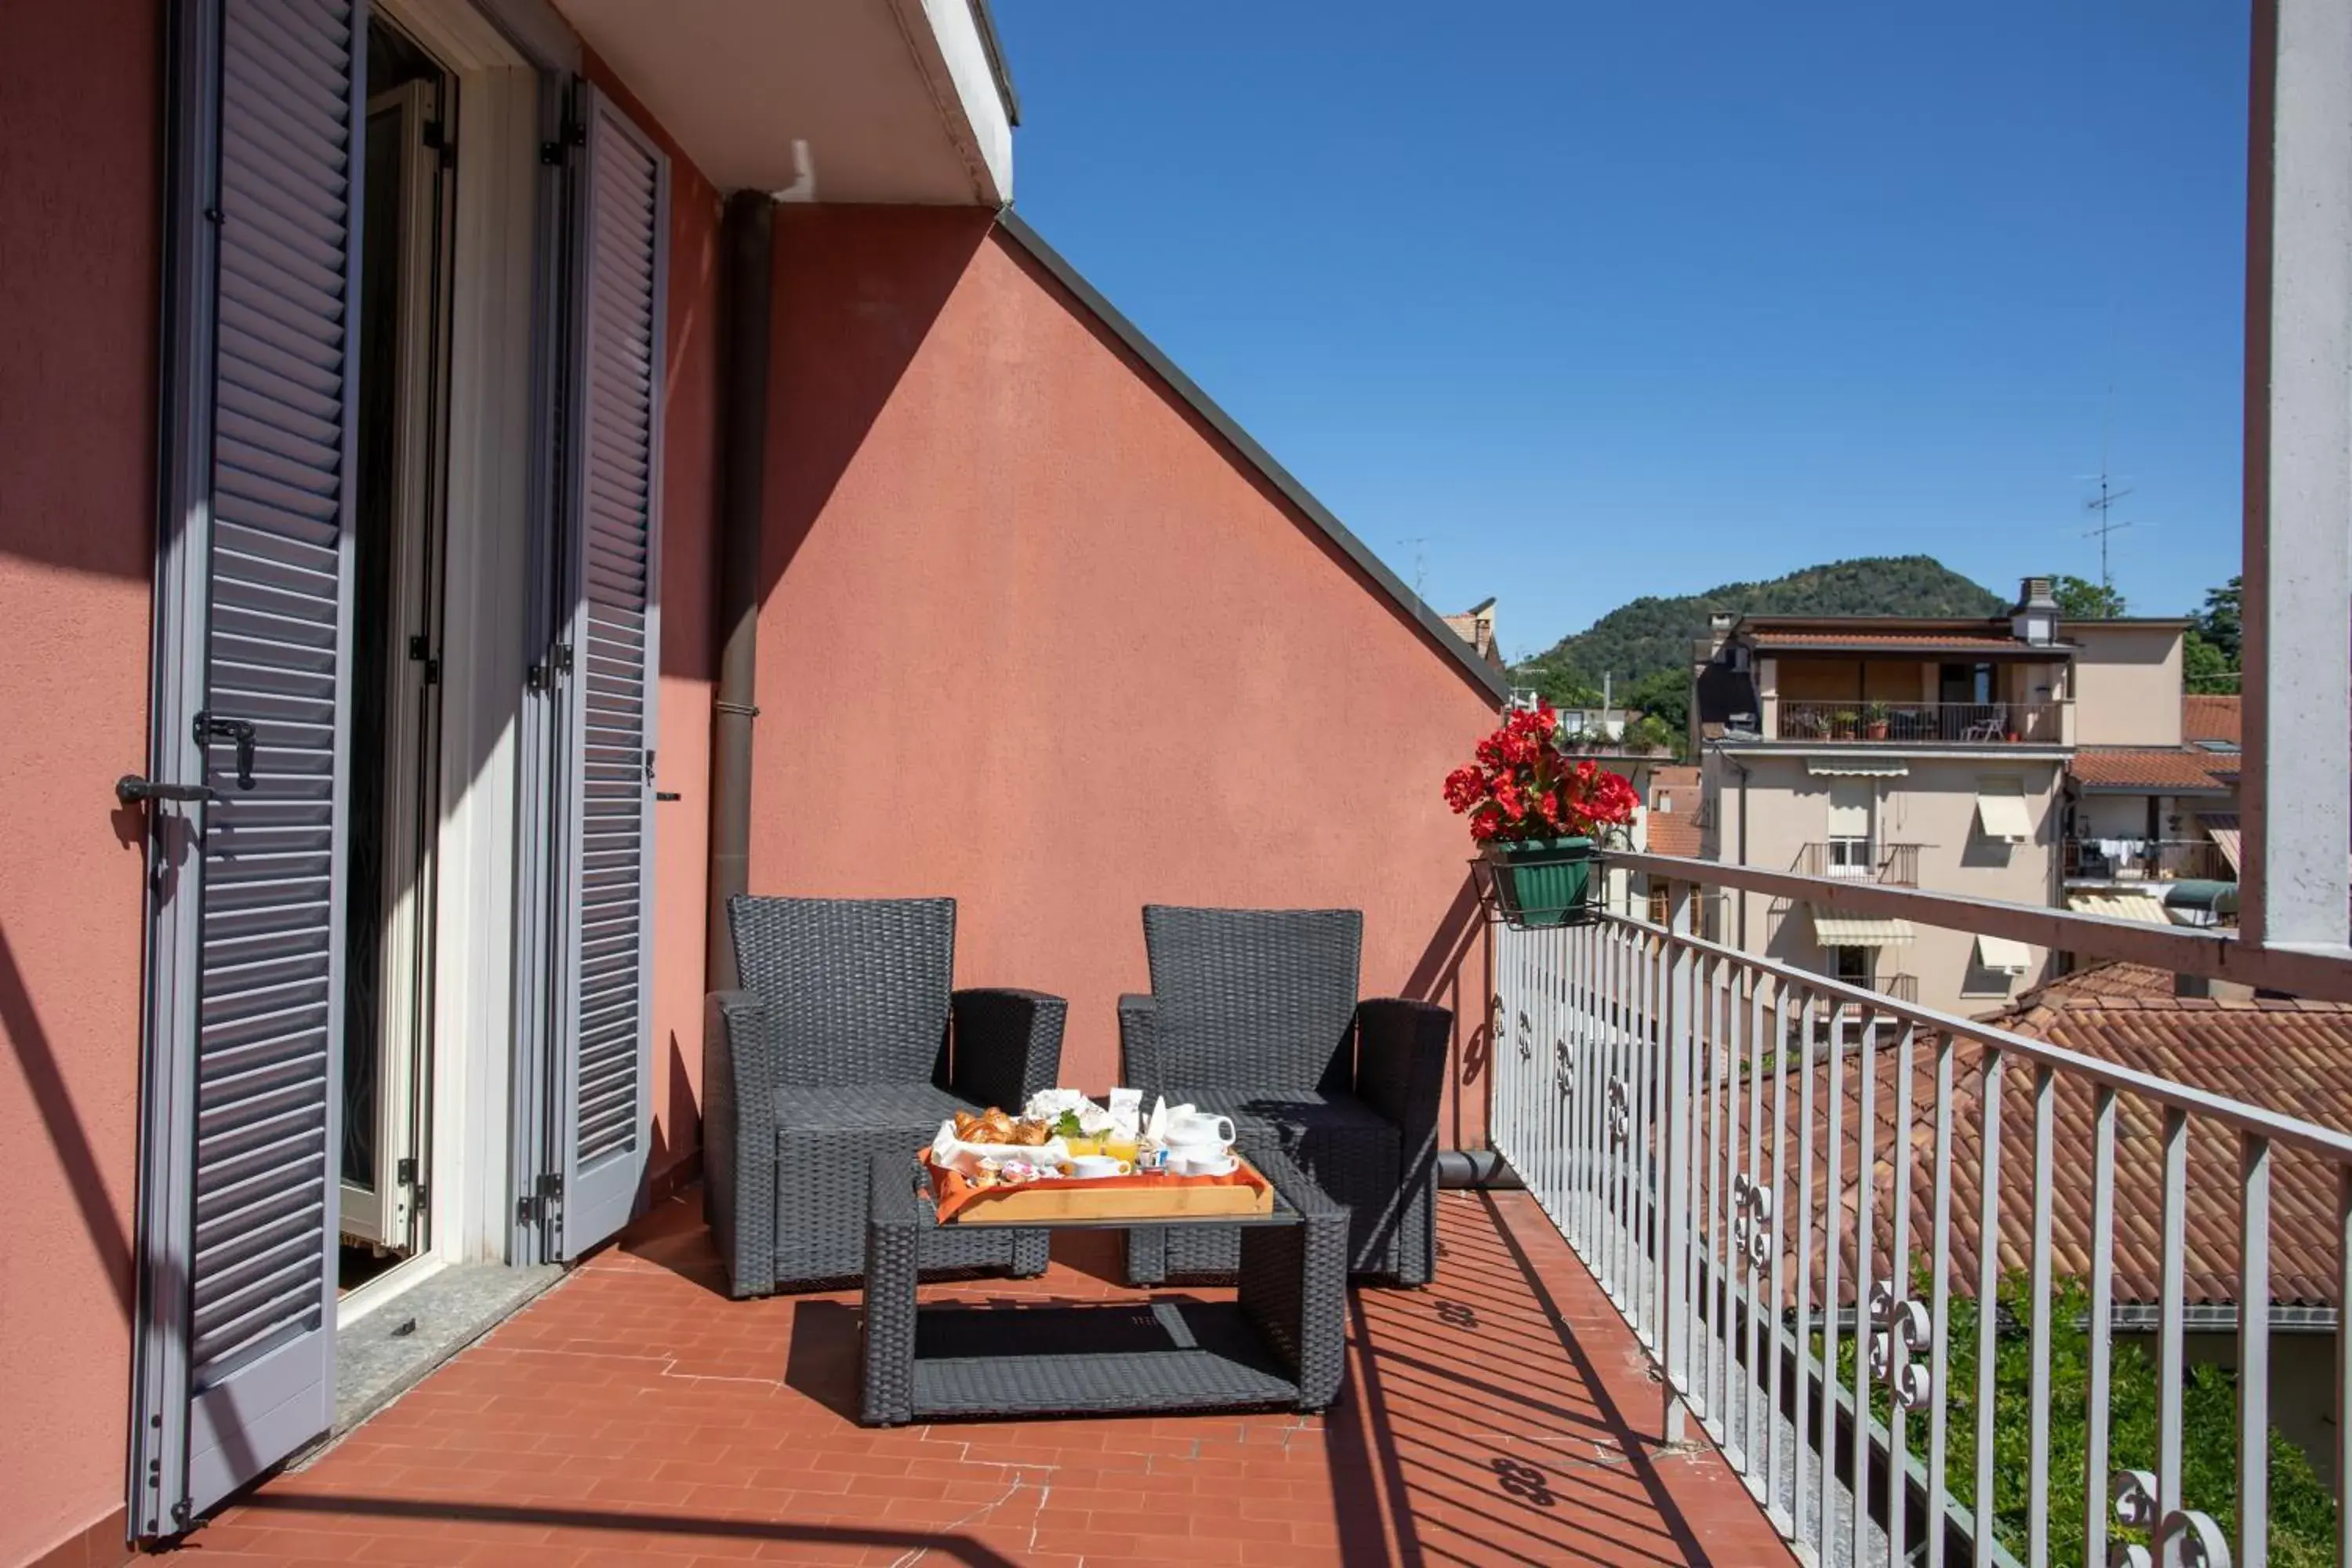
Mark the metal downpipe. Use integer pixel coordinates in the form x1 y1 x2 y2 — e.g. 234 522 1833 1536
706 192 773 993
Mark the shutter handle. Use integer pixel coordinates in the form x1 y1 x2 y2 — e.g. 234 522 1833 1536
194 713 258 790
115 775 216 806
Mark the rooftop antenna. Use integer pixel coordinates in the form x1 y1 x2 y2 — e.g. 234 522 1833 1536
2079 472 2135 598
1396 536 1430 603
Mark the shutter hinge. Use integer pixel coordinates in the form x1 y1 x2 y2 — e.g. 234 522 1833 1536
518 1172 564 1225
407 633 439 687
527 644 573 692
423 119 454 169
396 1156 418 1187
644 749 656 784
539 118 586 164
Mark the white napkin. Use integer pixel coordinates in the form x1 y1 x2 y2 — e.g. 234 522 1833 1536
1022 1088 1117 1134
928 1117 1069 1174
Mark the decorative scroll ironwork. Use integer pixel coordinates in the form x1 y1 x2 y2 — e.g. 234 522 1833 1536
1730 1174 1772 1269
1605 1076 1631 1146
1865 1280 1933 1410
2108 1470 2231 1568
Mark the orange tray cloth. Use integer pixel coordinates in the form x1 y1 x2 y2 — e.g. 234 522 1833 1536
920 1153 1272 1225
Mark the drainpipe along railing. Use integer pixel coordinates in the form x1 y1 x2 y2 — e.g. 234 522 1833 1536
705 192 774 993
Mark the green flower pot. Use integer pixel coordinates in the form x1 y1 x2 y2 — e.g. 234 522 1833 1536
1483 837 1599 928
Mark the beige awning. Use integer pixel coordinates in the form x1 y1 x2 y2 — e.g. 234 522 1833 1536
1976 934 2034 973
1807 758 1910 777
2201 812 2241 875
1811 908 1917 946
1975 780 2032 840
2067 891 2172 926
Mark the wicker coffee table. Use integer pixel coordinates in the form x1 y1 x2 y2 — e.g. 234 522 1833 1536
858 1146 1348 1425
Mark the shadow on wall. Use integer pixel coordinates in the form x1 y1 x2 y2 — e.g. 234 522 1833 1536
0 924 134 1318
757 209 1486 684
1401 874 1490 1149
760 207 993 597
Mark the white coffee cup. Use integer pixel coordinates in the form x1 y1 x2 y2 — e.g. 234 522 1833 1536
1166 1111 1236 1146
1169 1149 1237 1178
1065 1154 1133 1179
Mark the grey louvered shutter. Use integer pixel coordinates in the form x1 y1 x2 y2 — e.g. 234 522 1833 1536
130 0 363 1534
553 86 667 1258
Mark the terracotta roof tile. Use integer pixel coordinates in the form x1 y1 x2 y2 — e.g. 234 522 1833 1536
2069 746 2239 791
2183 694 2241 746
2018 960 2178 1001
1774 993 2352 1309
1646 811 1702 858
1644 767 1704 857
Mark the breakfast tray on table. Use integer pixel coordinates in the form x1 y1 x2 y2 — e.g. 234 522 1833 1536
858 1146 1348 1425
923 1152 1279 1225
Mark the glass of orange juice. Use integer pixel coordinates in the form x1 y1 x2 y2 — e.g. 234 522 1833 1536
1062 1134 1100 1158
1101 1132 1140 1166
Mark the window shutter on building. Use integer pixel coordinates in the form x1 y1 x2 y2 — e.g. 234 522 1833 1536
552 87 667 1258
132 0 365 1531
1826 780 1871 841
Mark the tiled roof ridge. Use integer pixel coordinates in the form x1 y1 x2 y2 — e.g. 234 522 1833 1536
2038 994 2352 1012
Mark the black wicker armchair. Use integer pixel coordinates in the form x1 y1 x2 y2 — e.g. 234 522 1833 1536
1120 905 1451 1286
703 895 1066 1298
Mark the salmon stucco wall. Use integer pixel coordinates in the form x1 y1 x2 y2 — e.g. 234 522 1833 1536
0 4 158 1563
751 207 1498 1146
584 53 722 1189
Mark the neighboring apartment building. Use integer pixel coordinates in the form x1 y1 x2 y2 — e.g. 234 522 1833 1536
1686 579 2140 1017
1640 764 1703 922
1685 579 2235 1016
1444 597 1506 673
2062 678 2242 924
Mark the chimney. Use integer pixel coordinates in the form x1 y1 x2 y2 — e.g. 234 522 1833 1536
1696 611 1737 666
2012 576 2059 646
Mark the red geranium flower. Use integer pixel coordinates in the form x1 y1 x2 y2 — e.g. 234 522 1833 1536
1440 699 1640 849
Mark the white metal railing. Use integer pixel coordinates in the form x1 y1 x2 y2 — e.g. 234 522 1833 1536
1492 909 2352 1568
1774 700 2069 746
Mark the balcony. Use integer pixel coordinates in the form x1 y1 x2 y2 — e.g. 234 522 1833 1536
1771 699 2069 746
2064 836 2237 884
182 816 2348 1568
1798 840 1922 886
189 859 2352 1568
201 1185 1798 1565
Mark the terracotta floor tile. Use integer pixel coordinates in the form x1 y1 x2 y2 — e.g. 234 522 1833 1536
196 1189 1793 1566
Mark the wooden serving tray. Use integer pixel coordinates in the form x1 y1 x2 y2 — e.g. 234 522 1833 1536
933 1156 1276 1225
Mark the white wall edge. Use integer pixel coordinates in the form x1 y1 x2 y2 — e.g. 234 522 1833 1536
911 0 1014 203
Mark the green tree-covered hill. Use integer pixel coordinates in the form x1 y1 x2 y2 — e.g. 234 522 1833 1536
1516 556 2007 691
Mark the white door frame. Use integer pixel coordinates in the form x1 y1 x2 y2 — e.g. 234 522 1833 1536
340 75 452 1254
374 0 562 1266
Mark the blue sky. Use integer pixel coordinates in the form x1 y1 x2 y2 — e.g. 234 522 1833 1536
990 1 2249 659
